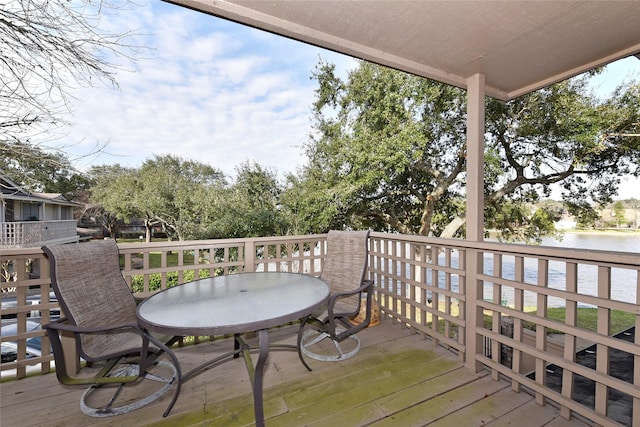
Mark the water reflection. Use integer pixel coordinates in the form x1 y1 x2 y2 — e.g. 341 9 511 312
426 233 639 307
541 232 640 252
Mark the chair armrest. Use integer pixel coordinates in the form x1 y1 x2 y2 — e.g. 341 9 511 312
44 318 144 336
327 279 375 321
327 279 374 307
44 318 178 352
43 319 181 388
320 279 375 337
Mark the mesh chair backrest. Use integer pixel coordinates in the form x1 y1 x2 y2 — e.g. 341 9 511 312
43 240 138 358
320 230 370 311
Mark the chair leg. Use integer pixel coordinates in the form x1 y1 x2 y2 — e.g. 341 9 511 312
297 318 313 371
299 326 361 362
80 361 178 417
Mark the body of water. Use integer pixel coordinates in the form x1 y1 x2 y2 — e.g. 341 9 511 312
493 232 640 307
415 233 640 307
541 232 640 253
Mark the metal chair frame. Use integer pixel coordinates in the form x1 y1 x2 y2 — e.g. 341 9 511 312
297 230 374 364
42 241 182 418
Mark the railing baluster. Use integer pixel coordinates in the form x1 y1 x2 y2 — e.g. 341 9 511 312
634 269 640 424
561 261 578 419
535 258 549 406
595 265 612 419
3 232 640 427
511 256 524 392
491 253 503 381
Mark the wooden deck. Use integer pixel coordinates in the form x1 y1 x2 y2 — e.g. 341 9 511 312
1 321 590 427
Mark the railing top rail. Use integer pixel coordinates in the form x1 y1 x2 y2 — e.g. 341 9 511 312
369 231 640 267
0 247 46 257
0 219 77 225
3 233 638 268
114 234 328 251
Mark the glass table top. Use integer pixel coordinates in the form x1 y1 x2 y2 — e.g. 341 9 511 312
137 272 329 335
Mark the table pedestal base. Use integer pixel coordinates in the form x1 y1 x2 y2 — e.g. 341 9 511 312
181 329 309 427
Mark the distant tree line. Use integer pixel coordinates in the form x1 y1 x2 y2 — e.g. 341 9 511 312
84 156 288 242
4 60 639 243
2 0 638 243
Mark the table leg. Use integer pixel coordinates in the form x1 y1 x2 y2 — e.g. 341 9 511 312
234 333 240 358
253 329 269 427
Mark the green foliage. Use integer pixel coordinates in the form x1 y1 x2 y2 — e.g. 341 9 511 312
565 201 600 229
0 143 91 200
612 200 626 227
88 157 290 240
288 60 470 236
90 155 227 241
131 269 211 293
223 161 289 237
288 59 640 241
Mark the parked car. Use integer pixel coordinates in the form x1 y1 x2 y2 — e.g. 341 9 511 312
1 320 43 363
1 292 59 320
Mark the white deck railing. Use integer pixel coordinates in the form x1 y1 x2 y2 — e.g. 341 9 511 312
1 232 639 425
0 220 78 249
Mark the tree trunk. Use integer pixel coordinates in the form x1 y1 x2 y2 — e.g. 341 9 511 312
144 219 152 243
418 195 436 236
439 216 466 239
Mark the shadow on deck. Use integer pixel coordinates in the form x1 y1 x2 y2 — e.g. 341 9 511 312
1 321 590 427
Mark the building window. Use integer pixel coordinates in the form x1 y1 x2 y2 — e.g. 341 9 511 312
22 203 39 221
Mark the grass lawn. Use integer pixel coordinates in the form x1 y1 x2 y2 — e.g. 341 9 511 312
118 239 636 337
389 301 636 339
525 307 636 335
116 239 197 268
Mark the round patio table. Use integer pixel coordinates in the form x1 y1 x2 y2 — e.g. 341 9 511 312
137 272 329 427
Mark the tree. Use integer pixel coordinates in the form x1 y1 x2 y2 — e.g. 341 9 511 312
612 201 626 228
225 161 288 237
292 60 640 241
89 156 227 241
89 158 293 240
140 155 226 241
89 164 147 237
565 201 600 230
0 142 91 200
1 0 139 170
629 198 640 229
281 171 344 235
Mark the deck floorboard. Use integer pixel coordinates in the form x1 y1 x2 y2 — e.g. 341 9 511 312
1 321 590 427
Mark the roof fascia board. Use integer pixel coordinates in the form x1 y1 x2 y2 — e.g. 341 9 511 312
0 174 30 197
1 193 79 206
507 44 640 100
165 0 638 101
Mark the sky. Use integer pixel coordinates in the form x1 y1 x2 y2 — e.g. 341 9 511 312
62 1 355 179
59 2 639 197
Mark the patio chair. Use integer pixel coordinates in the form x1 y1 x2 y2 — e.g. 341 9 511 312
298 230 374 363
42 240 182 418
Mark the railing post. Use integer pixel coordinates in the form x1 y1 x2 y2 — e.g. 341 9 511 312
464 248 484 372
244 240 256 272
61 329 81 375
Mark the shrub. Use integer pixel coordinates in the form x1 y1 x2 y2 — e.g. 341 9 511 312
131 269 211 293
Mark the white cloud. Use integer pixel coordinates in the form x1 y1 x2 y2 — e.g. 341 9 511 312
57 1 353 179
52 1 637 196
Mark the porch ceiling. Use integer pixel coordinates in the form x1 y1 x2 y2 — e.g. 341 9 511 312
165 0 640 101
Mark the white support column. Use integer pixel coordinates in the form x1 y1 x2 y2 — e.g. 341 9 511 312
464 73 486 372
465 73 485 241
